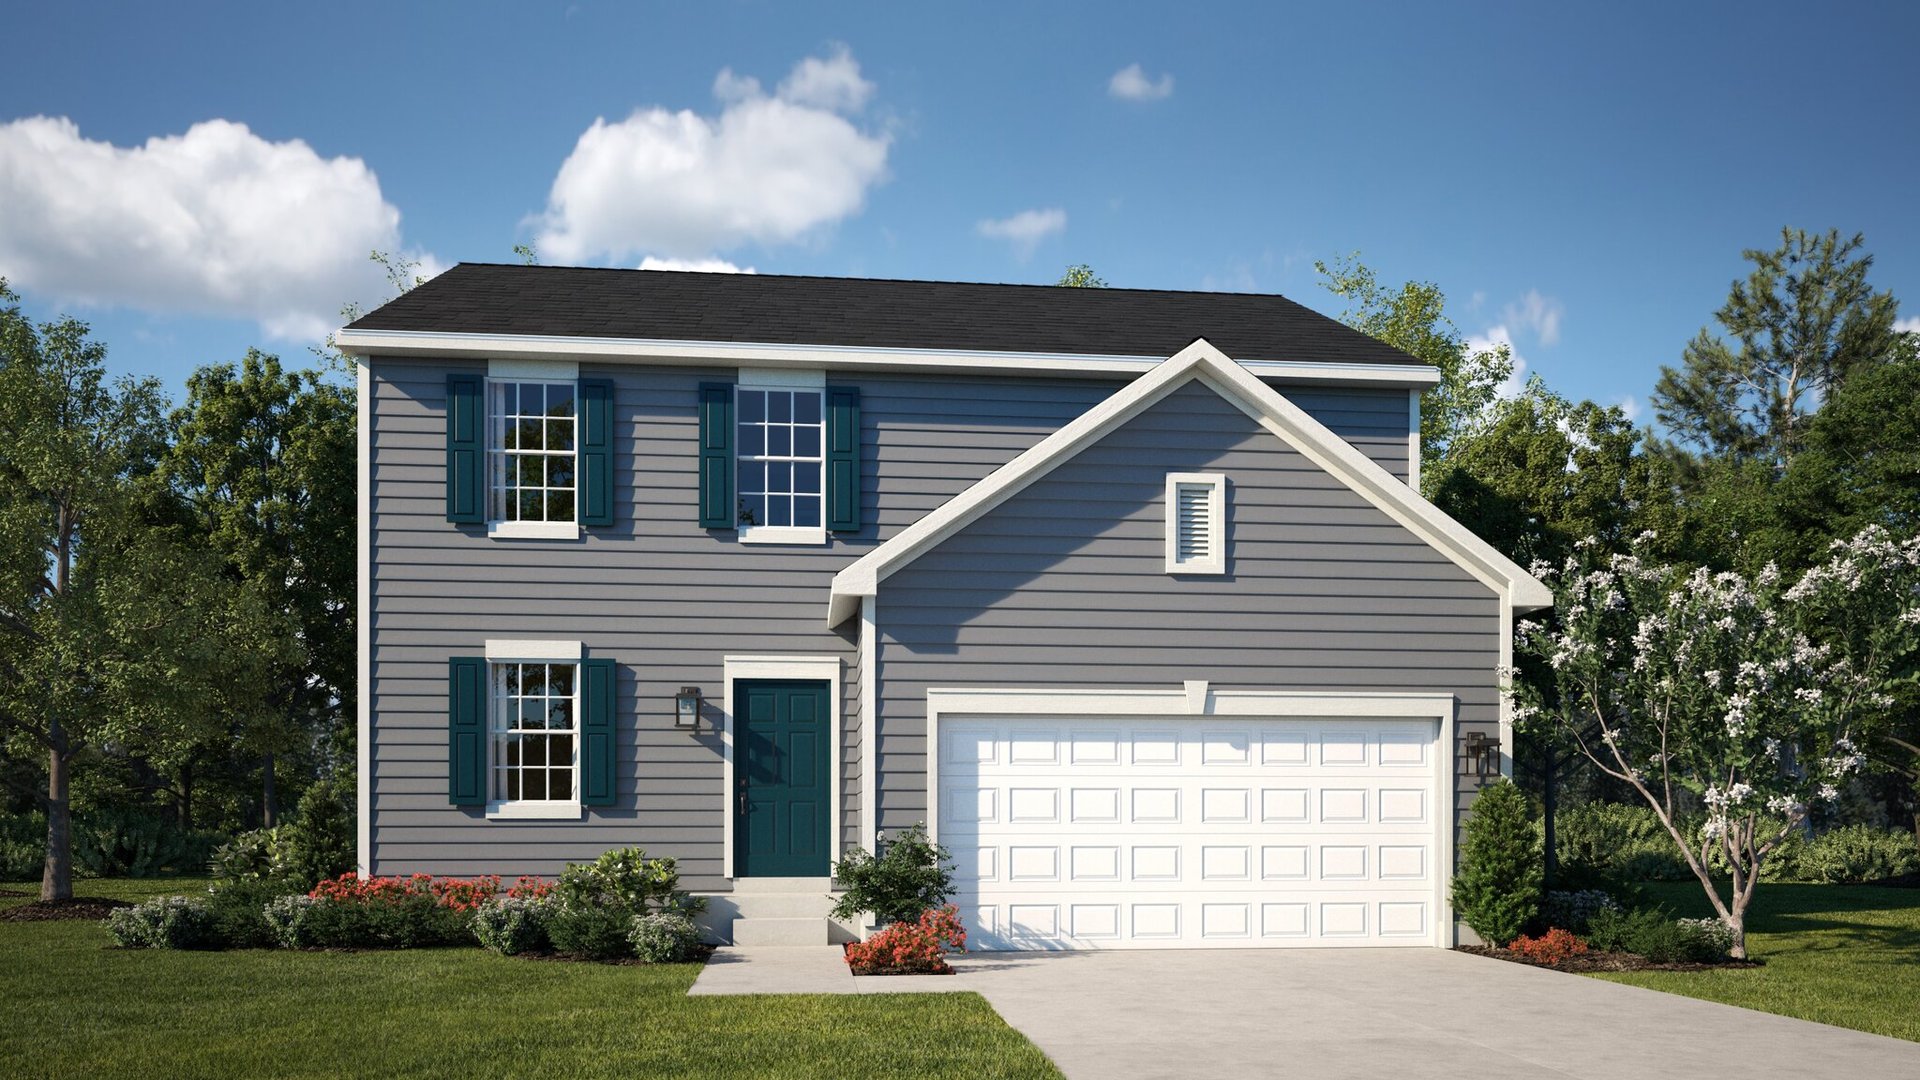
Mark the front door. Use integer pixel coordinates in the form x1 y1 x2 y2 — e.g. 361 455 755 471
735 680 832 877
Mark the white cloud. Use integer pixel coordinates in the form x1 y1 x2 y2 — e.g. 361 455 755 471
638 256 755 274
1616 395 1643 422
0 116 428 339
1108 63 1174 102
1896 316 1920 335
1467 324 1528 399
1502 288 1564 346
534 48 890 265
976 208 1067 259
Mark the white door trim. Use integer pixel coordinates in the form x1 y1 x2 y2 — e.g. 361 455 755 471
924 686 1458 946
722 655 845 881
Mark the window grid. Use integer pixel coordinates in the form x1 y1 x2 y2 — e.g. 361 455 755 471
736 388 824 529
492 661 578 803
490 381 577 524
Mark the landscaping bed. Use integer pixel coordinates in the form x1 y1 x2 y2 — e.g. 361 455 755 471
1457 944 1760 973
0 895 132 922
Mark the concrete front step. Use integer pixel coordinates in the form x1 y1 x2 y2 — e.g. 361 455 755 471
732 917 831 946
730 876 832 894
727 891 835 919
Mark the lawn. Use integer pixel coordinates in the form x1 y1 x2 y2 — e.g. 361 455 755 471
1589 881 1920 1041
0 879 1061 1080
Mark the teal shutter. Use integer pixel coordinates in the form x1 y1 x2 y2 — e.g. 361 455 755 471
448 657 487 806
579 378 614 527
826 386 861 533
698 382 735 529
580 658 617 807
445 375 485 523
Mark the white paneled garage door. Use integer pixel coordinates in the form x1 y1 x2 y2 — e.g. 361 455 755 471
937 716 1444 949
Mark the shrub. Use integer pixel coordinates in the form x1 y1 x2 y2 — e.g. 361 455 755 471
546 901 635 960
1555 802 1690 882
829 824 955 925
273 776 356 889
1541 889 1620 935
264 876 478 949
628 911 702 963
71 807 222 879
1586 907 1729 963
844 905 967 974
1452 781 1541 945
553 848 702 916
1798 825 1920 884
1677 917 1734 960
0 811 45 880
206 878 301 948
472 896 551 956
104 895 216 949
1507 927 1588 964
264 894 328 948
210 827 281 884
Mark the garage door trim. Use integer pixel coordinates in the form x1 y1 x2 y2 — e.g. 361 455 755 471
926 686 1458 947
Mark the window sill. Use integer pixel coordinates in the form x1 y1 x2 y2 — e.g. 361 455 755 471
487 520 582 541
738 525 828 546
485 801 584 820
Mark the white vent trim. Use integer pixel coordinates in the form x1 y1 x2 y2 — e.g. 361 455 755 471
1165 472 1227 574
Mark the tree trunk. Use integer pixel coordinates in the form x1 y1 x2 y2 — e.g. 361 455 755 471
42 745 72 902
262 753 276 828
1542 742 1559 892
178 759 194 830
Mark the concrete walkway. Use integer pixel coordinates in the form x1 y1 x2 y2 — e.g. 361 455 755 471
690 945 1920 1079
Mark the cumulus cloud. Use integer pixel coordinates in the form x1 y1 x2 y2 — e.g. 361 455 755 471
976 208 1067 259
1108 63 1174 102
0 116 428 339
1896 316 1920 335
1502 288 1564 346
533 48 890 265
1467 324 1529 399
639 256 755 274
1616 395 1643 422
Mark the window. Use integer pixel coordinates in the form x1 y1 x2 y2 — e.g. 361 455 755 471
492 659 579 806
736 386 825 540
1165 472 1227 574
490 380 577 529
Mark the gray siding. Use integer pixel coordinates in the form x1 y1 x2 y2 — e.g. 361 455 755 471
874 381 1498 842
368 361 1423 886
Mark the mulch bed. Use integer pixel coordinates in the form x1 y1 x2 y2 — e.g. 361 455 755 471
0 888 31 898
509 943 718 966
1456 945 1761 973
0 896 135 922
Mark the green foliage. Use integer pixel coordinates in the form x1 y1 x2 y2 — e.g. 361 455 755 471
1540 889 1621 934
272 776 354 889
1554 802 1691 883
1451 780 1542 945
627 911 702 963
0 810 45 879
1586 906 1729 963
545 901 636 961
204 877 295 948
263 893 471 950
828 823 955 925
553 848 703 915
103 895 216 949
209 828 280 884
1056 264 1107 288
1797 825 1920 884
70 807 222 879
471 896 550 956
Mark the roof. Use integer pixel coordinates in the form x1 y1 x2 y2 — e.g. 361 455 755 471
827 338 1553 626
345 263 1425 368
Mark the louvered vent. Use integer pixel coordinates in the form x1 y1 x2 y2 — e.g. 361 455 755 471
1165 473 1226 574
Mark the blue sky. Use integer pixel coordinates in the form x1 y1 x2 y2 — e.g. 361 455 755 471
2 1 1915 423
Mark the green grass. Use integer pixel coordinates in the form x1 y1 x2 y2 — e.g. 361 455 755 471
0 879 1060 1080
1588 881 1920 1041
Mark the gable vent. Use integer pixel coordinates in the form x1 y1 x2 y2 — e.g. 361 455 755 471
1165 473 1227 575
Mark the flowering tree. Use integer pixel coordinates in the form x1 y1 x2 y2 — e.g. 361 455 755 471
1513 527 1920 958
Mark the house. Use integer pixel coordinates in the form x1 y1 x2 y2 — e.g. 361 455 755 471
336 264 1551 950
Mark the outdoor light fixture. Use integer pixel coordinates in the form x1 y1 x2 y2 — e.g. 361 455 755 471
674 687 704 730
1465 731 1500 784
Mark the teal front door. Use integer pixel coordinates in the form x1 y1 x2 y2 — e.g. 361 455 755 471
735 680 832 877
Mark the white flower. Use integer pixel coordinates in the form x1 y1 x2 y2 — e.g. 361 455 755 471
1817 784 1839 803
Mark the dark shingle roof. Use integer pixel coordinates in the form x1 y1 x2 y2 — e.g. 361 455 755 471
347 263 1422 367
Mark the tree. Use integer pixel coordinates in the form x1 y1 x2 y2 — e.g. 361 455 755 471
1450 780 1542 946
1056 264 1107 288
1653 228 1903 470
0 281 291 899
1316 255 1513 495
513 243 539 266
1514 529 1919 957
162 351 355 825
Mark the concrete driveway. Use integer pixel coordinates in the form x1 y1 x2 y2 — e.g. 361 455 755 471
943 948 1920 1080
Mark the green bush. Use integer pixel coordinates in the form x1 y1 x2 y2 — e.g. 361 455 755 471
828 823 955 926
628 911 702 963
105 895 216 949
274 776 356 889
0 811 45 880
71 807 223 879
1541 889 1620 934
262 892 471 950
1452 780 1541 946
545 901 635 960
553 848 704 916
472 896 550 956
1798 825 1920 884
206 878 299 948
1586 907 1729 963
1555 802 1690 882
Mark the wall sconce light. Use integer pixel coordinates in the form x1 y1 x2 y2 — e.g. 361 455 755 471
1465 732 1500 785
674 687 704 730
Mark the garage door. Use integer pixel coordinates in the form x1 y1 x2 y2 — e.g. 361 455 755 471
937 716 1442 949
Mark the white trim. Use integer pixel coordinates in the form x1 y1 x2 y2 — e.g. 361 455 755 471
484 638 583 661
739 366 826 390
487 520 582 541
331 327 1443 388
487 357 579 380
738 524 828 546
485 800 584 820
860 597 878 855
1164 472 1227 575
924 685 1458 948
355 360 372 876
827 338 1551 626
721 655 845 880
1408 388 1423 492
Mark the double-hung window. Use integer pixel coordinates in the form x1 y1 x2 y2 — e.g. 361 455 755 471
447 641 615 819
492 658 579 806
444 362 612 536
736 386 825 541
491 380 577 532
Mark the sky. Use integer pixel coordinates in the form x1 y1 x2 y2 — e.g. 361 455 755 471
2 1 1916 424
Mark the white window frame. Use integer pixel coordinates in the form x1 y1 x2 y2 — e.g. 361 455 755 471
734 368 828 546
1165 472 1227 575
485 358 583 541
483 638 585 820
